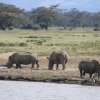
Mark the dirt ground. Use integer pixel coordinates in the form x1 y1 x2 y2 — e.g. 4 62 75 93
0 52 100 86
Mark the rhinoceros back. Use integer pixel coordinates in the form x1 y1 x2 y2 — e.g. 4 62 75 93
49 51 68 64
9 52 37 65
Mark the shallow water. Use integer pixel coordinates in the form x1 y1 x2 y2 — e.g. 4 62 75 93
0 81 100 100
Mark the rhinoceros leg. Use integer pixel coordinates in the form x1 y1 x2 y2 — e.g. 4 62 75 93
36 61 39 69
62 63 65 70
16 64 22 69
19 65 22 69
16 64 19 69
98 73 100 78
56 64 58 70
83 71 85 76
79 69 82 78
89 73 92 78
31 63 35 69
36 63 39 69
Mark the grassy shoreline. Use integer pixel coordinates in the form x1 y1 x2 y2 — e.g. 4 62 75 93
0 28 100 56
0 70 99 86
0 53 100 86
0 28 100 86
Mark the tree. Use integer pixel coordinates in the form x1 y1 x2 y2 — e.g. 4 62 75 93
0 13 16 30
0 3 23 30
31 6 58 30
94 24 99 31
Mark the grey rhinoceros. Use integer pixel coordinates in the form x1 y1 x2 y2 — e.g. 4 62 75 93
47 51 68 70
78 59 100 78
6 52 39 69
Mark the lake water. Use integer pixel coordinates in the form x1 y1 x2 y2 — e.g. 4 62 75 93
0 80 100 100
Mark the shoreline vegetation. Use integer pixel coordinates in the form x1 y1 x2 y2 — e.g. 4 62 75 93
0 71 100 86
0 28 100 56
0 28 100 86
0 53 100 86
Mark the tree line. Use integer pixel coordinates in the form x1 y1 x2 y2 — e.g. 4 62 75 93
0 3 100 30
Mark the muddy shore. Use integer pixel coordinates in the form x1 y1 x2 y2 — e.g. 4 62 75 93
0 74 100 86
0 52 100 86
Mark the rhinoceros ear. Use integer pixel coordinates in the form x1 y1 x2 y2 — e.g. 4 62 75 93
47 57 50 60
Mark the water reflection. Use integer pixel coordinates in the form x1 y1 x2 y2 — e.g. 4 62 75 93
0 81 99 100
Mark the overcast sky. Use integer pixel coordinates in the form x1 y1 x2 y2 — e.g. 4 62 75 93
0 0 100 12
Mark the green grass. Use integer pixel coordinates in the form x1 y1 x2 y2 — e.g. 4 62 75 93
0 28 100 56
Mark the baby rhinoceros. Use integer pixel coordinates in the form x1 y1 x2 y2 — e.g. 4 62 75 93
47 51 68 70
78 59 100 78
6 52 39 69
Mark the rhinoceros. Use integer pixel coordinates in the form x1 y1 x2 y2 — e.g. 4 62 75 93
6 52 39 69
78 59 100 78
47 51 68 70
